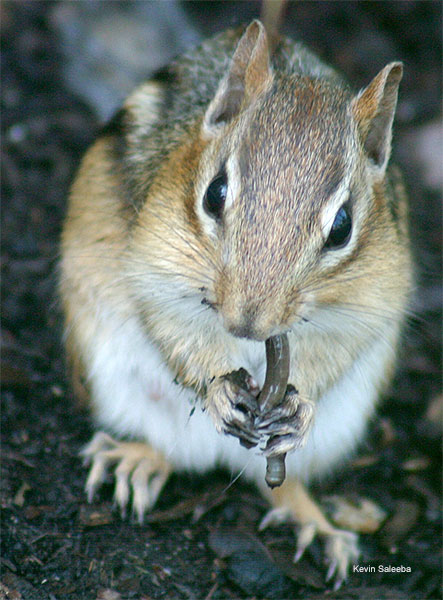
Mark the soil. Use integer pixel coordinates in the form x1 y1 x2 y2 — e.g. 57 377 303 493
1 2 441 599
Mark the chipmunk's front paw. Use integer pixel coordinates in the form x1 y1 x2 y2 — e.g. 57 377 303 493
81 431 171 523
257 385 315 455
206 369 261 448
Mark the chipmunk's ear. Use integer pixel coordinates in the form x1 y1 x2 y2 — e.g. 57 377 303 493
352 62 403 176
203 20 273 135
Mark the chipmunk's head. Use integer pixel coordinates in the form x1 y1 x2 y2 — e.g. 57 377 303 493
194 20 403 341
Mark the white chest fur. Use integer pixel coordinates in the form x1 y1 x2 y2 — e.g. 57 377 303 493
88 309 394 485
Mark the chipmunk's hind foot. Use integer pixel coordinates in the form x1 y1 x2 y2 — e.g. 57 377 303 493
81 431 171 523
259 478 359 590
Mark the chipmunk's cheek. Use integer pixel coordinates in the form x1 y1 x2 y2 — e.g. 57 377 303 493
283 291 315 330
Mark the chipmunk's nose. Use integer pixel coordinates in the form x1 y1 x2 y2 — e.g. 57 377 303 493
223 302 271 341
226 317 257 340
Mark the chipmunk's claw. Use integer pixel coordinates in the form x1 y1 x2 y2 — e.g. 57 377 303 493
81 431 171 523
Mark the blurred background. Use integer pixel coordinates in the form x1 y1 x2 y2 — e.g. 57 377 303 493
2 2 441 599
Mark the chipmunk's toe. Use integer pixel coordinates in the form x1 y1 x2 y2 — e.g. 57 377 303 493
258 506 291 530
81 431 171 522
293 521 317 562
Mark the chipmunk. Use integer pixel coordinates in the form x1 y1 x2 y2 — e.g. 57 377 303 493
60 12 412 588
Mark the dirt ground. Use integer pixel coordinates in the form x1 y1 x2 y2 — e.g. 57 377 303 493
1 2 442 599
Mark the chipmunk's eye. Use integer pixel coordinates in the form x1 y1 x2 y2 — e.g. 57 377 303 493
325 202 352 249
203 169 227 221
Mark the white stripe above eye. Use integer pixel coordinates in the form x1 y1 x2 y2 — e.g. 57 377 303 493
224 154 240 211
320 179 351 240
